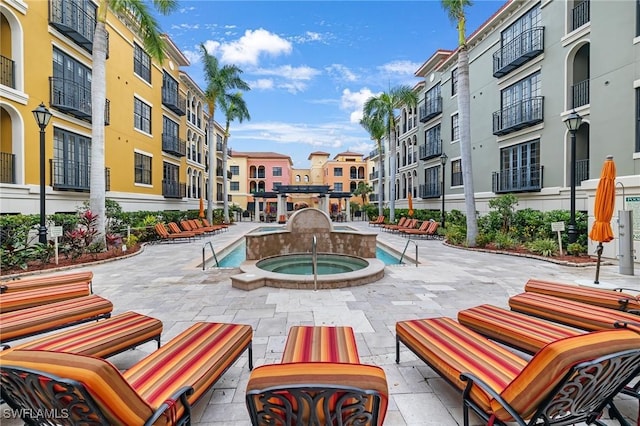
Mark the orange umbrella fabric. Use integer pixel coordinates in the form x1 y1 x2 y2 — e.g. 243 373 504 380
199 197 205 218
407 193 414 217
589 156 616 243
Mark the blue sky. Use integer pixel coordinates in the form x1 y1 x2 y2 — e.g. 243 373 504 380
154 0 505 168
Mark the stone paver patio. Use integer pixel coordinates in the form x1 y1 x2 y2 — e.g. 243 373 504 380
2 220 638 425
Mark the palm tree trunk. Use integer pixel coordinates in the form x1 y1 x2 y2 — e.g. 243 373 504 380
377 143 384 218
222 130 230 223
207 115 215 223
90 19 107 246
388 129 396 222
458 47 478 246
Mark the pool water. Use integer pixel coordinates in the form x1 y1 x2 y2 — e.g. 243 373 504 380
215 241 402 268
257 254 368 275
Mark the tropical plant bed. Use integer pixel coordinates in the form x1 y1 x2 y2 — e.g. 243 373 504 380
445 242 600 267
0 244 143 278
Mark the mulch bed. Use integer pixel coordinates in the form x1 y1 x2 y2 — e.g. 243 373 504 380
447 242 599 266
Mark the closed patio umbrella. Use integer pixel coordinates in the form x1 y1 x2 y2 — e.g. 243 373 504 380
588 155 616 284
199 197 205 218
408 192 414 217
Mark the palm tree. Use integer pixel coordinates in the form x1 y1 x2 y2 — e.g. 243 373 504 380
442 0 478 246
90 0 177 247
360 115 385 218
200 44 250 223
219 92 250 223
362 86 417 222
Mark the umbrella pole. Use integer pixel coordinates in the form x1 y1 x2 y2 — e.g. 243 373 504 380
594 242 603 284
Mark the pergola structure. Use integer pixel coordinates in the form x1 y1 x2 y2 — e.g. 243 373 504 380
251 185 354 221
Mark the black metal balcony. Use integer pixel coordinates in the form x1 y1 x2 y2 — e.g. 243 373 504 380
216 142 223 152
0 152 15 183
162 180 186 198
419 183 440 199
369 147 384 158
50 77 110 124
216 193 232 202
369 194 380 202
419 96 443 123
0 55 15 89
161 88 186 116
49 0 95 53
572 79 589 109
227 170 233 179
419 140 442 160
492 96 544 136
50 158 89 191
492 165 543 193
162 133 186 157
576 158 589 184
369 170 384 180
493 27 544 78
572 0 590 32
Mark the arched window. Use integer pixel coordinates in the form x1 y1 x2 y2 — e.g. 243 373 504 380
257 165 265 179
186 167 192 198
350 166 356 179
350 181 357 192
250 181 257 193
304 175 309 182
295 175 301 182
358 166 365 179
258 181 266 192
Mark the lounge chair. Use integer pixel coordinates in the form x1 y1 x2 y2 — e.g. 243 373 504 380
381 216 407 231
1 322 253 425
402 220 439 238
179 220 207 236
202 218 228 231
246 326 388 426
6 310 162 357
0 294 113 345
524 278 640 312
0 271 93 294
0 281 92 313
368 215 385 226
396 317 640 426
154 222 195 242
188 219 218 234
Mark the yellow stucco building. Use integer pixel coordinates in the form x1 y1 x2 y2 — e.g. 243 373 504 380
0 0 227 214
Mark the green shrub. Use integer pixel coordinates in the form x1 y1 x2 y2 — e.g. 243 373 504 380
444 224 466 245
526 238 558 257
567 242 586 256
493 231 518 250
488 194 518 233
123 234 139 247
446 209 466 228
475 232 494 248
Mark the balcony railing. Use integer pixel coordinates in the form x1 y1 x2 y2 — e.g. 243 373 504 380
49 0 95 53
50 158 89 191
161 88 186 116
216 193 232 202
369 194 380 202
576 158 589 184
162 134 186 157
419 183 440 199
0 152 15 183
492 96 544 136
493 27 544 78
419 140 442 160
162 180 186 198
419 96 442 122
572 79 589 108
369 170 384 180
0 55 15 89
50 77 110 124
572 0 590 32
492 164 543 193
369 147 384 159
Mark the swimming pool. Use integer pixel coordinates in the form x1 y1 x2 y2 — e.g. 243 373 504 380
215 241 404 268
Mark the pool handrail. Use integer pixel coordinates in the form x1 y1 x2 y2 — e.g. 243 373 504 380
312 235 318 291
202 241 219 270
400 239 418 267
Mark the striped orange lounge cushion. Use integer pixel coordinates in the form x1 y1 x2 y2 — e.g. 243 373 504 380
0 349 155 425
124 322 252 409
281 326 360 363
0 295 113 342
509 292 640 330
524 279 640 311
0 282 92 313
0 271 93 293
6 311 162 358
495 328 640 422
458 304 581 354
246 362 389 426
396 317 526 413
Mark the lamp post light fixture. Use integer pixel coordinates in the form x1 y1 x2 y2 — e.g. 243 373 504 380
440 152 448 228
563 110 582 244
32 102 53 244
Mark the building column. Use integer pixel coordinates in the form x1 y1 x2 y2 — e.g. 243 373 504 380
254 198 260 222
345 198 351 222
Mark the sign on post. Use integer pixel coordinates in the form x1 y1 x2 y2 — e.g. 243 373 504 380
50 226 63 265
551 221 565 256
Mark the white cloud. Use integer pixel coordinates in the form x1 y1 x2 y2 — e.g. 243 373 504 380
203 28 292 65
179 6 195 13
290 31 330 44
253 65 320 81
183 50 201 65
170 23 200 30
325 64 357 82
340 88 379 124
378 60 422 77
248 79 274 90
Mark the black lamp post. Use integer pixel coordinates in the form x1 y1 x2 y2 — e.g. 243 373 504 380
440 152 448 228
32 102 52 244
563 110 582 244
